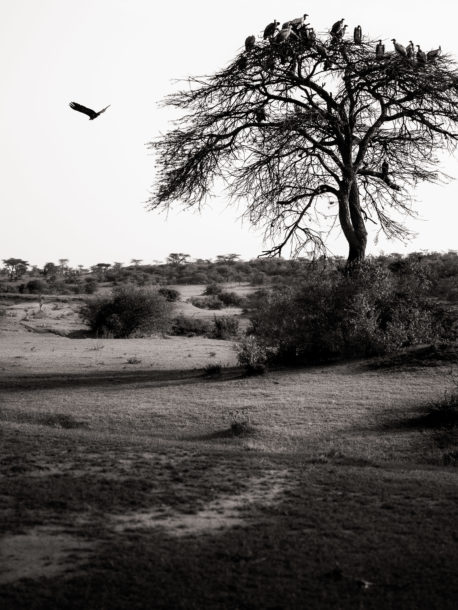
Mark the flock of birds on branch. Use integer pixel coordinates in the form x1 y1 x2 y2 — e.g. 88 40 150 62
243 14 442 66
68 15 443 122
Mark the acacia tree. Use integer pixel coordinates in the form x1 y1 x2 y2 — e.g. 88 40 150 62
149 20 458 264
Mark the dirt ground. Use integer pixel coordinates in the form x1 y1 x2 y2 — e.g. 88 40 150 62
0 295 457 609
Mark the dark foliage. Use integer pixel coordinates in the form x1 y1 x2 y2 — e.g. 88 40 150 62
247 260 457 363
158 287 181 302
212 315 240 339
82 285 173 338
171 315 212 337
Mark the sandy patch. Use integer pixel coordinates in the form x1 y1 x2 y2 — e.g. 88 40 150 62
0 526 94 584
112 470 289 536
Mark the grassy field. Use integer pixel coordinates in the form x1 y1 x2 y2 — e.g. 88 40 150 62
0 292 457 609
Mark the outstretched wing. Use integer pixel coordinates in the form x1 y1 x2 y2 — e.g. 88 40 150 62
96 105 110 116
69 102 97 119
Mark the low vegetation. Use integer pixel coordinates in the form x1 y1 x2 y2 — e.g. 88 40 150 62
81 285 173 338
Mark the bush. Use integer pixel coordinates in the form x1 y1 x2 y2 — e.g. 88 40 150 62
212 315 239 339
235 336 268 374
247 260 456 364
158 287 180 302
26 279 48 294
171 315 212 337
83 278 98 294
218 291 244 307
203 283 223 296
190 296 224 310
81 285 172 338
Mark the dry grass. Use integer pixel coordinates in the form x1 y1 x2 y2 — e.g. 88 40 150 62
0 295 457 609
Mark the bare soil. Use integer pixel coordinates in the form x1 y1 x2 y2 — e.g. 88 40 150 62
0 295 457 609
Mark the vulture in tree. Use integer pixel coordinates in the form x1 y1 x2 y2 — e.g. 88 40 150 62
69 102 110 120
276 24 294 43
245 35 256 52
235 55 248 71
330 19 345 37
307 27 317 41
376 40 385 58
381 160 389 177
263 20 279 39
406 41 415 59
289 14 309 30
392 39 407 57
353 25 362 44
416 45 427 64
427 46 442 61
254 107 267 122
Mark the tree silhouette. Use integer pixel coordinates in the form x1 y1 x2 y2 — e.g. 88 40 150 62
149 21 458 264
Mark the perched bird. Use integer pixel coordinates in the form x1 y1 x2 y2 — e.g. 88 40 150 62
245 35 256 52
263 20 279 39
354 25 362 44
406 41 415 59
307 27 317 41
376 40 385 59
416 45 427 64
289 14 309 30
254 107 267 122
330 19 345 37
235 55 248 71
427 46 442 61
392 39 407 57
69 102 110 120
276 24 294 43
381 160 389 177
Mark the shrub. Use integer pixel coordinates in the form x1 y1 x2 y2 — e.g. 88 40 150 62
26 279 48 294
81 285 172 338
218 291 244 307
235 336 268 374
212 315 239 339
203 363 222 376
247 260 456 364
171 314 212 337
228 409 256 436
203 283 223 296
190 296 224 310
83 278 98 294
158 287 180 302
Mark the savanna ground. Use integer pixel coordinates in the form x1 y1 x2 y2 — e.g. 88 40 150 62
0 286 457 609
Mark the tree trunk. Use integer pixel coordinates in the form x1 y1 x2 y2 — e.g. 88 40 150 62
338 178 367 266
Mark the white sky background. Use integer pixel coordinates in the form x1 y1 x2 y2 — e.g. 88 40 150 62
0 0 456 268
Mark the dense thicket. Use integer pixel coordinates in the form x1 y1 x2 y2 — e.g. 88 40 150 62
246 259 457 363
81 286 173 338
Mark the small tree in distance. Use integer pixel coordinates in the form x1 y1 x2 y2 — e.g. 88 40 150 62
149 18 458 265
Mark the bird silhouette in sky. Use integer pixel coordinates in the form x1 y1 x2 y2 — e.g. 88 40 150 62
69 101 110 120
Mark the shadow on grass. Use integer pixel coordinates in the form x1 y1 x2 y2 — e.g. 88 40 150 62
0 409 88 429
366 342 458 371
0 366 247 392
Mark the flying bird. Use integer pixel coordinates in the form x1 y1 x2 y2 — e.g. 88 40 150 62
69 102 110 120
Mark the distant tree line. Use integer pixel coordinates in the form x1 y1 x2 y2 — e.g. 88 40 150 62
1 251 458 304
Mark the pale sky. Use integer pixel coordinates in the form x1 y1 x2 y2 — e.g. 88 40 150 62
0 0 456 267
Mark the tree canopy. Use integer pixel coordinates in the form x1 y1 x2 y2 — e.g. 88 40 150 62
149 19 458 263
